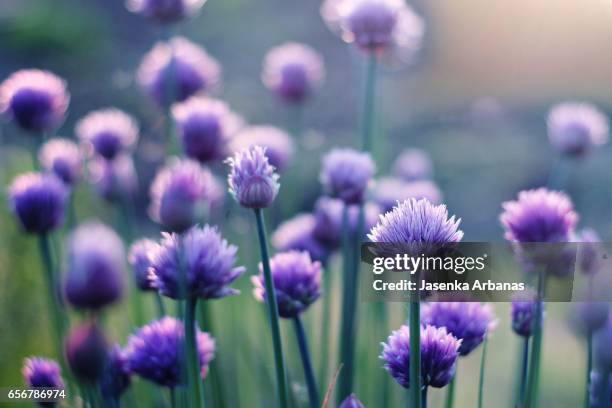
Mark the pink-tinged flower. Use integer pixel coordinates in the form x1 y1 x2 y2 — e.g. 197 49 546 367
76 108 139 160
371 177 442 213
262 42 325 104
272 213 329 263
339 394 365 408
128 239 159 291
229 125 294 171
65 322 109 382
547 102 609 157
0 69 69 133
320 148 375 204
172 96 243 163
39 138 83 185
392 148 433 181
226 145 279 209
137 37 221 107
23 357 64 390
126 0 205 24
88 154 138 202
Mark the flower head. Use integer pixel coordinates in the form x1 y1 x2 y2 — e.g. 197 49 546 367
126 0 205 24
252 251 322 318
568 301 609 337
421 302 496 356
392 148 433 181
23 357 64 389
8 172 68 234
150 225 245 300
320 148 375 204
172 96 243 162
372 177 442 213
126 317 215 387
128 239 158 291
39 138 83 185
381 324 460 389
0 69 69 133
262 42 325 104
65 322 109 382
511 291 537 337
100 345 131 402
578 228 603 275
88 154 138 202
547 102 609 157
500 188 578 243
64 221 125 310
339 394 365 408
272 213 330 263
227 145 279 209
149 158 219 232
137 37 221 106
229 125 294 171
76 108 139 160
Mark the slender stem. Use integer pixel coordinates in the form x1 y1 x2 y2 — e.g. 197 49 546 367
519 337 530 403
169 387 177 408
478 335 489 408
360 54 378 152
198 302 224 408
525 272 546 408
445 373 456 408
378 302 390 408
185 297 205 408
254 209 289 408
38 233 65 356
318 264 332 396
155 292 167 317
409 294 421 408
584 333 593 408
293 316 319 408
421 386 428 408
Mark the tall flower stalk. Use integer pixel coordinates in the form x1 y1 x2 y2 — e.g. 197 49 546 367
409 285 421 408
477 335 489 408
294 316 319 408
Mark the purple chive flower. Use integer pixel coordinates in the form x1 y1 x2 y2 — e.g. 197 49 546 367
126 317 215 387
149 158 218 232
578 228 603 275
381 324 461 389
252 251 322 318
100 345 131 402
126 0 205 24
272 213 330 263
511 291 537 337
39 138 83 185
339 394 365 408
172 96 243 163
0 69 69 133
320 148 375 204
23 357 64 389
64 221 125 310
500 188 578 243
76 108 139 160
392 148 433 181
128 239 158 291
150 225 245 300
88 154 138 202
8 172 68 234
421 302 496 356
229 125 295 171
372 177 442 213
227 145 280 209
65 322 109 382
547 103 609 157
312 197 381 249
262 42 325 104
137 37 221 106
568 301 610 337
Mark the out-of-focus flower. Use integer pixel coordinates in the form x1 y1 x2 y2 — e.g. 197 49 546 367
126 317 215 387
421 302 496 356
510 291 537 337
500 188 577 243
172 96 243 163
137 37 221 107
392 148 433 181
149 158 218 232
547 103 609 157
320 148 375 204
262 42 325 104
100 345 131 403
64 221 125 310
381 324 460 389
594 323 612 372
227 145 279 209
229 125 294 171
339 394 365 408
8 172 68 234
128 239 159 291
0 69 69 133
371 177 442 213
126 0 205 24
39 138 83 185
252 251 322 318
150 225 245 300
589 371 612 407
88 154 138 202
272 213 329 263
23 357 64 389
578 229 603 275
76 108 139 160
65 322 109 382
568 302 609 337
321 0 424 58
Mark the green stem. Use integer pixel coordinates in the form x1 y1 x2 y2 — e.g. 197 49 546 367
38 233 65 356
445 373 456 408
254 209 289 408
584 333 593 408
478 335 489 408
421 385 428 408
525 272 546 408
155 292 167 317
198 302 224 408
519 337 530 404
186 297 205 408
360 55 378 152
293 316 319 408
169 387 177 408
318 264 332 396
409 295 421 408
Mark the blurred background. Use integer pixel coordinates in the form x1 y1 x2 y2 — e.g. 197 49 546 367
1 0 611 406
